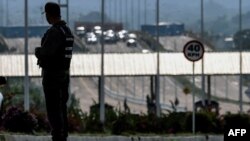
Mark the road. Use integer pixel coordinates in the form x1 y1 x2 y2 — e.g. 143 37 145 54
4 37 40 53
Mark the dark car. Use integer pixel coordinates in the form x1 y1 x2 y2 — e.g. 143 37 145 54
126 33 137 47
126 38 137 47
104 30 117 44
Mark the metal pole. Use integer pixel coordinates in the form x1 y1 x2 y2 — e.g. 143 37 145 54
109 0 111 21
133 77 136 96
6 0 9 26
226 76 228 99
66 0 69 24
239 0 243 113
100 0 105 123
175 77 177 100
201 0 205 106
0 0 3 26
58 0 69 23
142 77 145 99
163 77 166 103
120 0 122 23
131 0 134 30
114 0 117 22
144 0 147 24
192 62 196 134
24 0 30 111
155 0 160 117
213 76 217 96
125 0 128 28
117 77 119 94
125 77 127 96
138 0 140 30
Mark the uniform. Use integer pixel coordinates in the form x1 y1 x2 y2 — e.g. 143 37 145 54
35 20 74 141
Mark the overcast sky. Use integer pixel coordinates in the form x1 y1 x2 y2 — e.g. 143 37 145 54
1 0 250 27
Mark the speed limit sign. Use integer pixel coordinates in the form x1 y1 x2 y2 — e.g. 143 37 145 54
183 40 204 62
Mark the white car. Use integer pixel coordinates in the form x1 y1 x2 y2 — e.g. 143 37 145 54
117 30 128 41
85 32 98 44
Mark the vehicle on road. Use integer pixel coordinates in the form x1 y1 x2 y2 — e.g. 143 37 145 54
85 32 98 44
93 26 102 37
126 38 137 47
104 29 117 44
126 33 137 47
117 30 128 41
75 26 86 37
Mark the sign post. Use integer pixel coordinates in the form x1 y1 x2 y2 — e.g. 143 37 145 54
183 40 204 134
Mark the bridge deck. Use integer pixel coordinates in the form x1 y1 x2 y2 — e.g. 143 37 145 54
0 52 249 77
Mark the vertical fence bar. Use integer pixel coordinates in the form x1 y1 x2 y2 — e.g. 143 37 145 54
24 0 30 111
155 0 160 117
100 0 105 123
239 0 243 113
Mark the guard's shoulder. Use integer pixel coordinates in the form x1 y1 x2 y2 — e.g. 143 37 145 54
46 26 63 37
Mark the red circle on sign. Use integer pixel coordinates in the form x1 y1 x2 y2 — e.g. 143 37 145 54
183 40 204 62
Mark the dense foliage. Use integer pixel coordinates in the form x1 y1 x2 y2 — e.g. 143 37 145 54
1 78 250 135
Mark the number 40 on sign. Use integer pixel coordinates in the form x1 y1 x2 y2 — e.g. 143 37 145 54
183 40 204 62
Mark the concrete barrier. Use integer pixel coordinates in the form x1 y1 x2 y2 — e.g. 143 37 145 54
0 134 223 141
